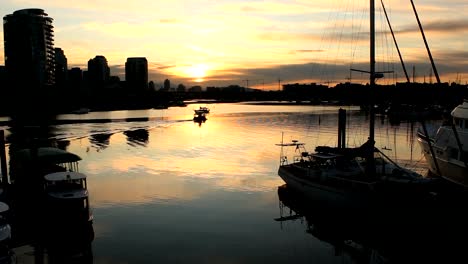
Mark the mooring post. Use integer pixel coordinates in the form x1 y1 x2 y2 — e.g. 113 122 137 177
338 108 346 149
0 130 8 185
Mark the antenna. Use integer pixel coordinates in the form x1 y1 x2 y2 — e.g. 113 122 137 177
242 79 249 88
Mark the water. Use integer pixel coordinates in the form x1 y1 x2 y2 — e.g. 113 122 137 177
1 103 464 263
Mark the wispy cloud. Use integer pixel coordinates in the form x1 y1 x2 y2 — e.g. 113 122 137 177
397 19 468 34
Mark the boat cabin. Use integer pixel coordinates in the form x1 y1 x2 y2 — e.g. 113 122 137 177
43 171 92 224
44 172 88 199
452 100 468 130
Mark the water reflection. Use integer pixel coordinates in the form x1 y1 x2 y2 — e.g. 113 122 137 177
89 132 112 150
55 140 71 151
124 128 149 147
276 184 468 263
0 104 454 263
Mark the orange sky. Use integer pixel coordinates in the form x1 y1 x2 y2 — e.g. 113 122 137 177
1 0 467 89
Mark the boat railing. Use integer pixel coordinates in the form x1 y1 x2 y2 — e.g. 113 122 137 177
280 155 288 165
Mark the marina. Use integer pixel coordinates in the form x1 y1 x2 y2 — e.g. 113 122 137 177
0 0 467 262
0 103 465 263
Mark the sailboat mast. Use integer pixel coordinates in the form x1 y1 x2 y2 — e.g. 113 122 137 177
367 0 376 176
369 0 375 145
410 0 441 84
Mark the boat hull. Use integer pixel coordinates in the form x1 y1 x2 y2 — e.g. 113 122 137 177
278 165 375 211
417 135 468 187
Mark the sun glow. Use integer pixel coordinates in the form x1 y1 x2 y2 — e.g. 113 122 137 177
184 64 209 82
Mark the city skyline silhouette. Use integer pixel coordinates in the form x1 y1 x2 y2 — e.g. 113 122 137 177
1 1 467 90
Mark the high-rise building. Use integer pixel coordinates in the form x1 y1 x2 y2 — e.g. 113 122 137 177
69 67 83 84
55 47 68 87
3 8 55 89
125 57 148 92
88 55 110 87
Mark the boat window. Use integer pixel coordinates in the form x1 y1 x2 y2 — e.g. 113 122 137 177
449 148 459 160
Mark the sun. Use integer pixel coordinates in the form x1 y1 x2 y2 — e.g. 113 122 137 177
185 64 209 82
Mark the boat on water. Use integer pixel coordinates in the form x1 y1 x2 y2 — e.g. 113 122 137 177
43 171 93 224
9 147 82 184
277 134 432 209
276 0 436 206
193 107 209 124
193 113 207 124
44 172 89 201
417 99 468 187
194 106 210 115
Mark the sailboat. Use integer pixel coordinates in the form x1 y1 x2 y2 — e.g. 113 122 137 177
417 99 468 187
276 0 435 208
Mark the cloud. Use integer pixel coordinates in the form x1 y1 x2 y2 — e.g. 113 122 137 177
397 19 468 34
155 65 177 70
218 1 325 16
257 32 320 42
159 18 181 24
295 49 325 53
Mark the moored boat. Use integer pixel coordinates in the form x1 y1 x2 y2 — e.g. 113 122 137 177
417 99 468 187
277 136 433 210
276 0 436 207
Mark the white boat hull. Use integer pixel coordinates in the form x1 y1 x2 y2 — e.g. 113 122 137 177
418 135 468 187
278 165 375 211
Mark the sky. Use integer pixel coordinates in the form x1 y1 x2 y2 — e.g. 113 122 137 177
1 0 467 90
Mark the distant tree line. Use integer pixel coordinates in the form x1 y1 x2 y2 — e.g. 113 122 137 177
0 79 466 117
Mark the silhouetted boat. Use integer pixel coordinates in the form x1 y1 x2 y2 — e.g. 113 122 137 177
193 112 207 123
277 137 432 210
417 99 468 187
276 0 435 208
194 106 210 115
10 147 82 183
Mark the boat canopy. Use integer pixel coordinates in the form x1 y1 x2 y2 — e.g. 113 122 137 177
451 100 468 119
13 147 82 164
44 171 86 182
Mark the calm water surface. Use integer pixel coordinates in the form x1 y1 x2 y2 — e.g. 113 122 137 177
3 103 463 263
